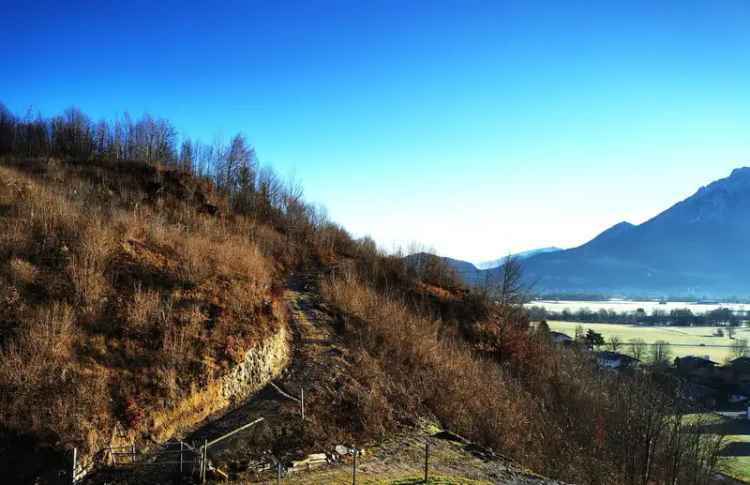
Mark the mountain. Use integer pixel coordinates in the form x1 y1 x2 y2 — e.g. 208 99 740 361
416 248 562 285
458 168 750 298
476 247 562 269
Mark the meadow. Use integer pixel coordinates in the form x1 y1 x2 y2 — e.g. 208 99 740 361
687 413 750 483
547 321 750 362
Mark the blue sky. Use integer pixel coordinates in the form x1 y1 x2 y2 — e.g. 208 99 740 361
2 1 750 262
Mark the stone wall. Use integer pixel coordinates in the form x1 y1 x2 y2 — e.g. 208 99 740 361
221 322 290 403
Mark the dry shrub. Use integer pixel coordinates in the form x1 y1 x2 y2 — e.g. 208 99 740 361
66 217 116 308
125 286 163 336
180 230 270 290
321 271 531 456
162 303 204 365
0 161 279 466
0 302 88 442
7 257 37 286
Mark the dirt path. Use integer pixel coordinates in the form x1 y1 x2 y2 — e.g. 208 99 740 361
84 272 340 484
85 273 566 484
241 428 567 485
181 272 343 470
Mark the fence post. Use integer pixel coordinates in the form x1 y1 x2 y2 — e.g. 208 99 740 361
424 442 430 482
301 387 305 420
277 461 282 484
202 439 208 483
351 447 357 485
71 447 77 485
179 441 183 474
132 443 136 465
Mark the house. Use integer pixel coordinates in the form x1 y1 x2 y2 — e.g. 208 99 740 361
549 331 573 346
728 356 750 376
596 351 639 369
721 357 750 394
674 356 718 379
679 381 719 408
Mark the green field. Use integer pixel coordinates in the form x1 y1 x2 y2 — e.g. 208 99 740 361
688 413 750 482
548 321 750 363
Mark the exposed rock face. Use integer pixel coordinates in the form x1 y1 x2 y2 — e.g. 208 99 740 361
92 323 291 478
221 323 290 403
147 323 291 443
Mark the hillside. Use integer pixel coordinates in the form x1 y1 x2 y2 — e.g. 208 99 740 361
0 106 729 485
476 248 562 270
0 159 290 483
448 168 750 298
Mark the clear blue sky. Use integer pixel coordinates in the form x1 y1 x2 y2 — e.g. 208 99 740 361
2 1 750 263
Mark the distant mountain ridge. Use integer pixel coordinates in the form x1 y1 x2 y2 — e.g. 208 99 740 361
476 247 562 269
445 167 750 298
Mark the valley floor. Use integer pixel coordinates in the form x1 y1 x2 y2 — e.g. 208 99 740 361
547 321 750 362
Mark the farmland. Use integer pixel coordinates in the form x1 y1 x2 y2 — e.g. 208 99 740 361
547 321 750 362
528 300 750 315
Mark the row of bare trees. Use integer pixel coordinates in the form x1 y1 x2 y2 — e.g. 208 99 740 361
0 103 302 221
0 105 179 164
0 103 247 183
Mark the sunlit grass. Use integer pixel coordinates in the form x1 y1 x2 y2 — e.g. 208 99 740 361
386 476 492 485
547 321 750 362
686 413 750 482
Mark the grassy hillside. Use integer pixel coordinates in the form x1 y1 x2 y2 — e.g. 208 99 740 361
0 105 733 485
0 159 288 478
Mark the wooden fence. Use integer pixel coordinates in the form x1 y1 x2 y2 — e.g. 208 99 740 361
70 380 308 483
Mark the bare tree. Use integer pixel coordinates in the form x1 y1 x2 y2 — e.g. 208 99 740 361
650 340 673 366
628 338 646 361
494 255 531 306
608 335 622 353
179 138 194 172
731 338 749 359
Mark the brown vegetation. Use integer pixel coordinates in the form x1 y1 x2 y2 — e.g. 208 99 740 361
320 267 725 485
0 105 728 485
0 159 280 468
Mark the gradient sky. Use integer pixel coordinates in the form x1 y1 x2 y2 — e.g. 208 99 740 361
2 1 750 263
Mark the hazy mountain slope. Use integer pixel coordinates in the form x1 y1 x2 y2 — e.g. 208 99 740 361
457 168 750 297
418 248 563 285
523 167 750 297
476 247 562 270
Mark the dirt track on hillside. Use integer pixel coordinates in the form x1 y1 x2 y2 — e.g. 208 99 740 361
85 273 568 484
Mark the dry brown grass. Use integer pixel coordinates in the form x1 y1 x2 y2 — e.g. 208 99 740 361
320 270 534 459
0 161 283 466
320 266 727 485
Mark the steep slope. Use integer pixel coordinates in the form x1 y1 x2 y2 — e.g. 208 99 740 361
476 247 562 270
0 160 290 483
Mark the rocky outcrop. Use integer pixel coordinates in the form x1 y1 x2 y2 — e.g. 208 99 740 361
83 322 291 482
148 323 291 443
221 323 290 403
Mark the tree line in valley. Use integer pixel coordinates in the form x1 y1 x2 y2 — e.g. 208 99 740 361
528 304 746 327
